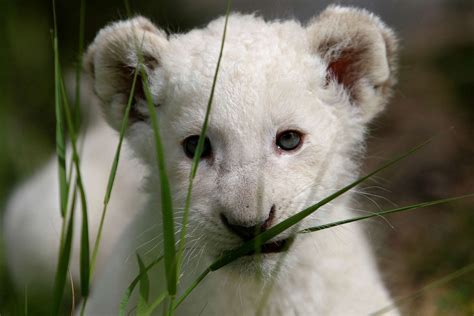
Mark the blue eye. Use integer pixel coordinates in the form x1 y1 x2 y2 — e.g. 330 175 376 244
276 130 303 151
183 135 212 159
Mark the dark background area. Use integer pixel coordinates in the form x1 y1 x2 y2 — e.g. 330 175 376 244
0 0 473 314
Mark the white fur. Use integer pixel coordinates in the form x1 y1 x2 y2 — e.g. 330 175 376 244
3 89 147 295
90 5 397 315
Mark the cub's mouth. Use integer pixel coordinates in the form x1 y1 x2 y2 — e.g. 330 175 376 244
244 237 293 256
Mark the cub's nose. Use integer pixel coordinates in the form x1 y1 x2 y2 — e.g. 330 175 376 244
220 205 276 241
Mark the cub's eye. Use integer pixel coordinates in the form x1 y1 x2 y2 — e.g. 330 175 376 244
276 130 303 151
183 135 212 159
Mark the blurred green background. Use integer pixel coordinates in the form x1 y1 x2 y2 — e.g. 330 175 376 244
0 0 472 314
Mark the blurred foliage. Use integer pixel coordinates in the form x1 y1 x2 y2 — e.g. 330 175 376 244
434 44 474 120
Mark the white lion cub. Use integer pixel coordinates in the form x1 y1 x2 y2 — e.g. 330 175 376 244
84 5 398 315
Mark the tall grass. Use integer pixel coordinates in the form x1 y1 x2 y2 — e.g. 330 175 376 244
60 65 91 301
51 0 90 314
119 256 164 316
136 253 150 314
51 0 74 313
89 58 140 278
175 0 232 292
73 0 85 128
47 0 474 314
140 63 178 314
52 0 67 220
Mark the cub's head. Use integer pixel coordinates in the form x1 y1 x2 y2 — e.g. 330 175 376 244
85 6 397 274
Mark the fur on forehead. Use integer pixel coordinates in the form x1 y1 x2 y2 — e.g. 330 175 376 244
85 5 397 139
160 13 330 131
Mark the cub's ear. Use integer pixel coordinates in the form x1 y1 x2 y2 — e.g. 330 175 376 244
307 6 398 122
84 16 168 130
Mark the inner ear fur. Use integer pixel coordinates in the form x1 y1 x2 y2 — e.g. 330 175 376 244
84 16 167 130
307 5 398 122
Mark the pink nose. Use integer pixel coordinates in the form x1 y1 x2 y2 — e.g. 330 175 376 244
220 205 276 241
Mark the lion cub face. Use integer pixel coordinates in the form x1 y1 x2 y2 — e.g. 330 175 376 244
86 6 397 272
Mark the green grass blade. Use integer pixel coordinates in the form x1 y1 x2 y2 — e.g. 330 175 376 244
73 0 85 128
123 0 131 17
209 139 432 271
140 66 177 295
52 0 90 300
52 0 68 219
299 194 474 234
198 302 209 316
371 262 474 315
137 254 150 315
75 0 88 297
51 1 75 313
90 64 139 278
59 72 90 298
189 1 231 181
143 292 167 316
66 29 86 218
173 268 211 309
172 140 431 308
175 0 232 285
52 184 77 315
119 255 164 316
